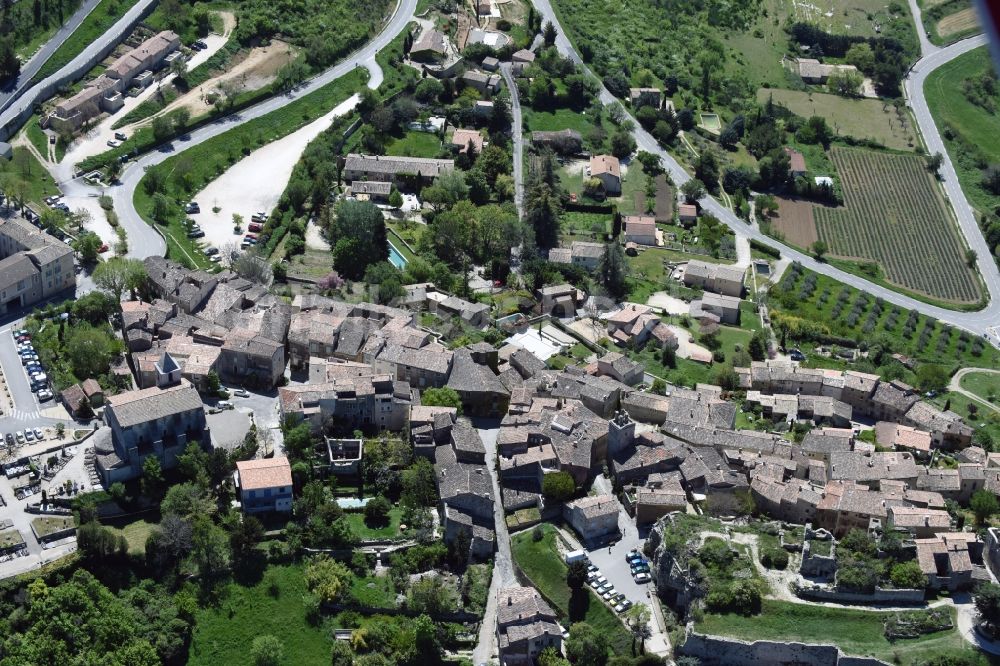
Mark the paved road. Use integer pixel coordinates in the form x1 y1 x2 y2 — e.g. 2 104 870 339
529 0 1000 340
473 424 514 666
0 0 160 140
907 0 940 58
498 63 524 220
0 0 103 115
53 0 418 264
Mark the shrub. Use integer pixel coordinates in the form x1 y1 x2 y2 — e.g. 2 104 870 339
759 547 788 570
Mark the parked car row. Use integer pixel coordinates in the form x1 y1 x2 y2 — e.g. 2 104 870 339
14 329 53 402
6 427 45 445
586 563 634 614
627 549 652 584
44 196 70 213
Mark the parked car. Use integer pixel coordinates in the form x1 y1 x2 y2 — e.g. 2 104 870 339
114 132 127 141
4 433 13 445
185 202 200 214
24 430 34 442
631 564 650 575
107 140 119 148
232 388 249 397
244 232 258 240
217 401 234 410
601 588 616 600
14 329 28 337
204 247 219 256
194 40 208 49
99 243 109 253
21 355 38 365
251 212 268 223
38 390 53 401
248 222 263 232
187 230 205 239
33 428 43 440
15 431 25 443
633 572 651 584
210 255 222 263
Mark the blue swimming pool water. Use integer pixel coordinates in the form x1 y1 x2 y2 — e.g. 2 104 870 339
388 242 407 269
337 498 370 509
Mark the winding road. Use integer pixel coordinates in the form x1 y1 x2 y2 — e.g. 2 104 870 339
529 0 1000 341
51 0 419 262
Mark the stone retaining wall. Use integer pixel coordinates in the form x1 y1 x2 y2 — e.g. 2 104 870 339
679 629 891 666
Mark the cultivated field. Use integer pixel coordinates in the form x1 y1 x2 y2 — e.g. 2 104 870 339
772 197 819 248
756 89 919 151
814 147 981 303
937 7 980 36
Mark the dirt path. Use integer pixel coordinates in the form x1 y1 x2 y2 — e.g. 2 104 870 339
948 367 1000 415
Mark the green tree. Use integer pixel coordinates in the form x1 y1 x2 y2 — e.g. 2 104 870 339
329 200 389 279
401 458 438 507
543 21 557 46
598 241 629 298
845 43 875 72
151 115 174 143
976 582 1000 630
810 240 828 260
65 324 121 379
388 188 403 209
141 456 164 499
331 641 355 666
407 574 457 614
625 604 652 654
915 363 949 393
92 257 147 303
566 622 609 666
972 489 999 526
73 231 103 263
250 634 284 666
364 495 393 527
191 515 231 578
304 555 352 603
748 330 768 361
421 387 462 412
567 559 588 590
889 560 927 589
610 131 636 160
680 179 705 203
206 370 222 394
542 471 575 503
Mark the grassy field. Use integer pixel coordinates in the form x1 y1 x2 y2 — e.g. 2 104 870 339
101 514 158 555
511 524 632 655
698 600 971 665
31 516 75 538
32 0 141 83
770 263 1000 373
189 564 332 666
960 371 1000 403
0 147 60 207
384 131 443 158
814 147 981 304
0 529 26 550
925 46 1000 216
342 507 403 539
134 68 365 268
349 574 397 607
756 89 919 151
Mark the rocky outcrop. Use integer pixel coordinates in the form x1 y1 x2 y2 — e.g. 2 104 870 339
647 514 703 611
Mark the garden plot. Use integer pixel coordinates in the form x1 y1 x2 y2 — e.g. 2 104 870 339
936 7 979 37
814 147 981 304
188 93 360 252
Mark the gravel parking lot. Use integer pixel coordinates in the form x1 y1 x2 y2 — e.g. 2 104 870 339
187 94 360 254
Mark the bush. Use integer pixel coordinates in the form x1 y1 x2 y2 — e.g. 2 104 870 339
759 547 788 570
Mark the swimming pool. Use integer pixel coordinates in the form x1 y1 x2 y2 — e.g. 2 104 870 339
336 498 371 509
388 241 407 269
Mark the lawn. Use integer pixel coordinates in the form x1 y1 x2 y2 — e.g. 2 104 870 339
769 263 1000 373
697 600 971 665
560 211 610 243
921 0 981 45
384 131 443 158
960 371 1000 404
31 0 140 83
511 523 632 655
133 68 365 268
756 89 920 151
342 507 403 539
814 147 981 305
189 564 332 666
349 574 397 608
101 514 158 555
0 147 60 208
925 46 1000 216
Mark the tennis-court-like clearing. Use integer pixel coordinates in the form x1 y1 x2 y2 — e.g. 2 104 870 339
756 89 919 151
815 147 981 303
